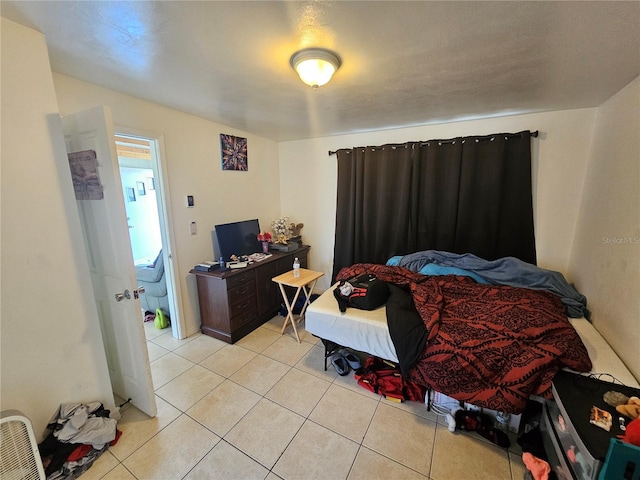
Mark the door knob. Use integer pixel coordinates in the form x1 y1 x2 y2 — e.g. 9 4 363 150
115 289 131 302
134 286 146 299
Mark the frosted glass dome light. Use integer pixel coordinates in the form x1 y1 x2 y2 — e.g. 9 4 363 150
290 48 341 88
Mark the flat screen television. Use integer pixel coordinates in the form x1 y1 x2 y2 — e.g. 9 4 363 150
212 218 261 261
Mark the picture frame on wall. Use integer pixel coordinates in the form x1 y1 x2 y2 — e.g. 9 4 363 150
147 177 155 190
137 181 146 196
220 134 248 171
126 187 136 202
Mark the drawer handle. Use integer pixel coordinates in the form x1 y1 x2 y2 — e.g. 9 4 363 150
237 301 250 310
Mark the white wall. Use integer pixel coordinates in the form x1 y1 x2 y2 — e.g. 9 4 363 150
569 77 640 381
279 109 597 291
120 167 162 263
0 18 114 439
53 74 282 336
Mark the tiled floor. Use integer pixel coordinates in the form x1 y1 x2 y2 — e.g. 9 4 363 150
81 316 528 480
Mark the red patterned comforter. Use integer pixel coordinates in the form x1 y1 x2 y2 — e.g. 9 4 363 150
336 264 592 414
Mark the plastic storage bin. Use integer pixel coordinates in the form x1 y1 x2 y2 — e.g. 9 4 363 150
542 371 640 480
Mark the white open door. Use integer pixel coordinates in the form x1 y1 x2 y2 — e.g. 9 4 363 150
62 106 157 417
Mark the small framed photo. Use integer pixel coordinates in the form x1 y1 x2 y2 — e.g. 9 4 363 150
147 177 155 190
126 187 136 202
137 181 146 196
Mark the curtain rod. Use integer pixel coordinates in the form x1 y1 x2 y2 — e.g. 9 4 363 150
328 130 539 156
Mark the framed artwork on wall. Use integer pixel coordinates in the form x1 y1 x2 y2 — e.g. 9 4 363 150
220 134 248 171
126 187 136 202
137 181 146 196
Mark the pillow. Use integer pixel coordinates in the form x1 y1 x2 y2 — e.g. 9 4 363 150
418 263 488 284
386 255 487 283
386 256 402 266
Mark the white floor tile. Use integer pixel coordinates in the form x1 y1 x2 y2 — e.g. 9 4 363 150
155 364 225 411
273 421 359 480
145 341 170 362
363 402 436 476
123 414 219 480
430 424 511 480
265 367 331 417
184 440 269 480
348 446 428 480
101 463 137 480
187 380 261 437
309 383 379 443
199 344 257 377
109 396 181 461
150 351 194 389
225 398 305 469
235 327 281 353
230 355 290 395
173 333 227 363
261 334 313 366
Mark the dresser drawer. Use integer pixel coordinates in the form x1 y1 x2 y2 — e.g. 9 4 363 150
226 271 254 289
228 280 255 304
230 303 257 330
229 294 256 319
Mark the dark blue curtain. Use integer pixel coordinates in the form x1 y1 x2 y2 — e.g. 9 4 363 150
332 131 536 280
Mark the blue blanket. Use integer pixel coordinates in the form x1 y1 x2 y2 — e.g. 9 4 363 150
397 250 589 319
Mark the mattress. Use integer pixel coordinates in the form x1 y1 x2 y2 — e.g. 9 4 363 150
569 318 639 387
305 283 398 363
306 284 639 388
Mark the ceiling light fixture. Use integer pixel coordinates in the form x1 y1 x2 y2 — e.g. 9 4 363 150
290 48 341 89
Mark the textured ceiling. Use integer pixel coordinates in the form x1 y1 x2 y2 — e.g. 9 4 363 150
2 1 639 141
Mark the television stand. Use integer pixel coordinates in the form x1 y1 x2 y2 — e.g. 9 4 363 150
190 245 310 343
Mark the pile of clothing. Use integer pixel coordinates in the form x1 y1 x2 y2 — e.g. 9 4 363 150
39 402 121 479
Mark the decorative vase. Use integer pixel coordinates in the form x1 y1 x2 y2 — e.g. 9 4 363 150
262 241 269 253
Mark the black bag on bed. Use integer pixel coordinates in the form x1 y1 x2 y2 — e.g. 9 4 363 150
333 273 389 312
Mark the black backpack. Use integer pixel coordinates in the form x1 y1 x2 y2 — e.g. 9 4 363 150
333 273 390 312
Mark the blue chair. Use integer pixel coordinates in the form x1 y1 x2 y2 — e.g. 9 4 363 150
135 251 169 316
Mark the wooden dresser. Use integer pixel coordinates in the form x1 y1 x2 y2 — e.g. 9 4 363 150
190 245 310 343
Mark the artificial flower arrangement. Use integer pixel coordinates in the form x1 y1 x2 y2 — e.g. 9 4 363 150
271 216 303 244
257 231 273 243
271 216 292 244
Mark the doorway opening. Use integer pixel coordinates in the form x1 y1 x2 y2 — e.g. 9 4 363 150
115 133 182 340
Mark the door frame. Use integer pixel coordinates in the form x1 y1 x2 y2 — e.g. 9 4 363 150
116 126 185 340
